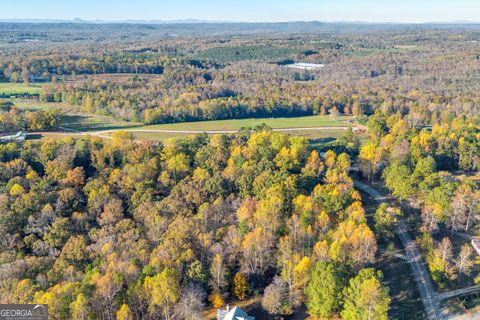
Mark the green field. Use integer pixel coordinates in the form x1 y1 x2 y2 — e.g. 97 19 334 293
135 115 354 131
120 115 355 142
8 99 353 133
0 83 42 95
6 99 62 111
26 132 84 141
61 113 140 132
118 129 350 142
5 99 139 132
6 99 358 144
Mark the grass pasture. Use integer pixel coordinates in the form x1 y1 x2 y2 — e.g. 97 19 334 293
5 99 139 132
61 113 139 132
136 115 354 131
26 132 84 141
4 99 358 145
0 83 42 96
103 115 356 142
6 99 63 111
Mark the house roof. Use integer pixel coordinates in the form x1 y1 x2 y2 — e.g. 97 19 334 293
221 306 254 320
286 62 325 70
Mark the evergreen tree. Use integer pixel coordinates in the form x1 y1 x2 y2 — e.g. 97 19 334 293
305 262 343 318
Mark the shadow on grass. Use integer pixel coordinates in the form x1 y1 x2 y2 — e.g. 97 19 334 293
379 254 427 320
308 137 337 147
26 133 44 140
60 114 140 132
359 190 428 320
236 298 308 320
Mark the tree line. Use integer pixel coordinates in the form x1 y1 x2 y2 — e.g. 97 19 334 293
358 111 480 289
0 101 60 133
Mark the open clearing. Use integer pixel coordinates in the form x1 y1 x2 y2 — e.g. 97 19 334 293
0 83 42 95
61 113 140 132
67 114 357 143
8 99 359 143
134 115 354 131
60 114 356 139
96 115 357 142
104 115 359 142
7 99 63 111
9 99 354 132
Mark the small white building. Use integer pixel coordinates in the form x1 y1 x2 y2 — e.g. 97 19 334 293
286 63 325 71
217 306 255 320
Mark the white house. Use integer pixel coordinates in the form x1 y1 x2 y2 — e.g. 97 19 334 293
217 306 255 320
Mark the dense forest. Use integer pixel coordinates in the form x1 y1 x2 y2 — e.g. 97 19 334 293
361 114 480 288
0 22 479 320
0 101 60 133
1 111 476 319
0 130 389 319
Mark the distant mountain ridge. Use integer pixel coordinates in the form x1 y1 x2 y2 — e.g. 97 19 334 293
1 20 480 38
0 18 480 25
0 18 231 24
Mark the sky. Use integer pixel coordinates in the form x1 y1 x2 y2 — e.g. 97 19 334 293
1 0 479 23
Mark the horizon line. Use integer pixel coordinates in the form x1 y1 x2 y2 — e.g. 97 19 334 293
1 18 480 25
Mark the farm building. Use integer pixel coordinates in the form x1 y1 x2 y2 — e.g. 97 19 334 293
286 62 325 70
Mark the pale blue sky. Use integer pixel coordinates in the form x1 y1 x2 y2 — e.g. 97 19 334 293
1 0 479 23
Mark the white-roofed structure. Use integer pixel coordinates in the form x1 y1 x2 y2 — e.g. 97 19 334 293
286 62 325 70
217 306 254 320
0 131 27 143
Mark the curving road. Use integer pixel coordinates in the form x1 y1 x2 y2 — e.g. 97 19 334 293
354 181 443 320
